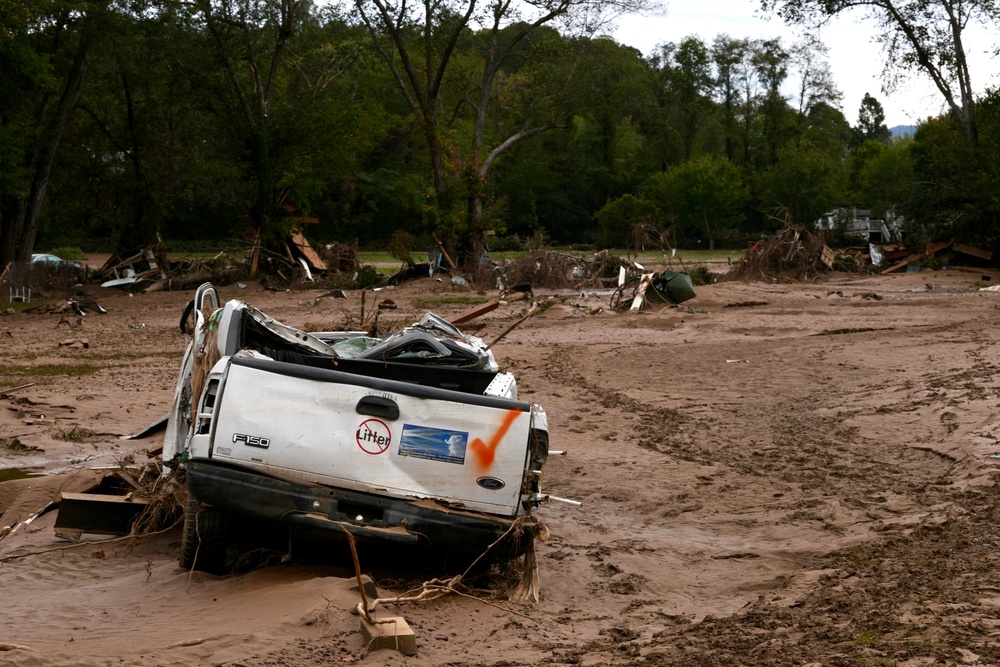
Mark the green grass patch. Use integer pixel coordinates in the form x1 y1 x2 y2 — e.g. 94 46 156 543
54 426 94 442
76 351 181 361
490 250 531 260
48 246 85 260
4 301 43 312
370 265 396 276
624 248 740 263
4 439 43 455
856 630 881 646
357 252 400 265
0 351 39 360
13 363 102 376
358 247 737 269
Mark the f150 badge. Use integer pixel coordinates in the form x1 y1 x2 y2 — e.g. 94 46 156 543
233 433 270 448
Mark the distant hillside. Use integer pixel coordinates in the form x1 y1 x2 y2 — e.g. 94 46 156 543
890 125 917 138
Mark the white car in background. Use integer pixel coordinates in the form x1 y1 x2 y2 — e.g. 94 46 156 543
30 253 82 271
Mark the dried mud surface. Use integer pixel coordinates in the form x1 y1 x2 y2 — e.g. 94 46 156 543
3 266 1000 666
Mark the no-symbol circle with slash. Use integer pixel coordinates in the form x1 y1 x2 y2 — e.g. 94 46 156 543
356 418 391 454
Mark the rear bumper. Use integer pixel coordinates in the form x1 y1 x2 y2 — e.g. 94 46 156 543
185 458 535 559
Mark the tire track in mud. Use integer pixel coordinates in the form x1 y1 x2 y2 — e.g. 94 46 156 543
511 334 969 667
536 341 954 531
589 488 1000 667
502 305 1000 667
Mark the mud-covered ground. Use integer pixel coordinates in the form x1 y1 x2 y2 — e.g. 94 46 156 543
3 263 1000 666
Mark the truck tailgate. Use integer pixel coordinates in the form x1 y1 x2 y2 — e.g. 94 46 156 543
208 357 533 516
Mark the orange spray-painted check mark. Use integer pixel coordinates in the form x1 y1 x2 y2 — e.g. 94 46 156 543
470 410 522 469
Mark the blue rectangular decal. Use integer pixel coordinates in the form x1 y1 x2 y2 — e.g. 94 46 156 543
398 424 468 464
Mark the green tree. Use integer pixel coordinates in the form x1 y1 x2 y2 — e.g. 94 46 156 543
762 0 998 146
711 35 746 163
804 101 852 154
651 36 713 161
646 156 748 249
907 111 979 240
188 0 310 247
353 0 649 263
853 138 915 217
759 138 847 224
593 193 660 248
0 0 105 264
46 3 186 254
789 33 839 120
853 92 892 146
753 37 794 166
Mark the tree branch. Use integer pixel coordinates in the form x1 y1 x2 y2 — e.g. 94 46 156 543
480 124 560 177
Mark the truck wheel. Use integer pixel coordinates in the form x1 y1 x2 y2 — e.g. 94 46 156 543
180 496 229 574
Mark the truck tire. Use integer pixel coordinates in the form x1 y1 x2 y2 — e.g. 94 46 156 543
180 496 229 575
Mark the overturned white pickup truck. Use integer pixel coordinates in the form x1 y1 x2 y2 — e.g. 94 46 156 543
163 284 549 574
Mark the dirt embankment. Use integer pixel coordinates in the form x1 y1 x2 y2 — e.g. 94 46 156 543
3 267 1000 666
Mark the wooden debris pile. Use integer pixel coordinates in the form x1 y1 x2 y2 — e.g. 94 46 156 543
99 247 166 285
724 223 833 282
493 250 624 289
318 241 359 273
143 253 243 292
109 227 352 291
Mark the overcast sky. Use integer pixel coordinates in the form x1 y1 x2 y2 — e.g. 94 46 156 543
610 1 1000 128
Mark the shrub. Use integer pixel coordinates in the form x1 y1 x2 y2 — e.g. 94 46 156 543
48 246 85 260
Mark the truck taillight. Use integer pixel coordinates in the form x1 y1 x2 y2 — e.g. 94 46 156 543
195 379 219 435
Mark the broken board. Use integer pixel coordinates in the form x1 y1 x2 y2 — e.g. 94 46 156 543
289 230 328 272
819 245 835 270
449 300 499 325
54 492 149 541
880 240 952 275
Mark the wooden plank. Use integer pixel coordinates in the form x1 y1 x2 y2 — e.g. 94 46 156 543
953 243 993 260
449 299 500 325
880 240 952 275
54 492 149 537
630 273 653 311
250 230 261 275
819 245 835 270
290 230 328 271
431 232 457 270
110 470 144 492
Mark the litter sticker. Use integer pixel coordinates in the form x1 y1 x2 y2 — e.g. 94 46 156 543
398 424 468 464
356 418 391 455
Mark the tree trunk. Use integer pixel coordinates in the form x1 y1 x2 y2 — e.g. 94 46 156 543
115 64 155 256
0 16 93 265
201 0 299 249
252 131 276 243
0 197 27 266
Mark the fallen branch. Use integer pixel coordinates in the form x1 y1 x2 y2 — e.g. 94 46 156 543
2 383 35 394
487 305 543 351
